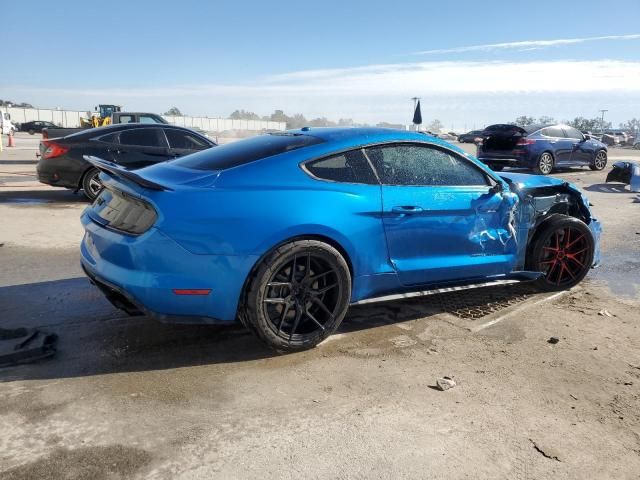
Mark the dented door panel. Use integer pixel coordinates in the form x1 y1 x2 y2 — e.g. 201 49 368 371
381 185 519 286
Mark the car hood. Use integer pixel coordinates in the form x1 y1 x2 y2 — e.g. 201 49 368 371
499 172 565 190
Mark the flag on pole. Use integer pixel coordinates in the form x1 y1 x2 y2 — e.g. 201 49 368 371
412 100 422 125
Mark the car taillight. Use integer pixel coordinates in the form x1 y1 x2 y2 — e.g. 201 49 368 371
41 141 70 159
516 138 536 146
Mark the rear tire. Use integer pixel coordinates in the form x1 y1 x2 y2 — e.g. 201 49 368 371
534 152 554 175
28 129 35 135
589 150 607 171
240 240 351 352
527 215 594 292
81 168 103 201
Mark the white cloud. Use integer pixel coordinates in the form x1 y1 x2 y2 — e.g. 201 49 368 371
4 60 640 127
413 34 640 55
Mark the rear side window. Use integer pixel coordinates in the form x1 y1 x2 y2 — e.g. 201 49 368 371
139 115 161 124
305 150 378 184
541 127 564 138
164 129 210 150
119 128 164 147
366 144 488 186
172 133 324 170
118 115 135 124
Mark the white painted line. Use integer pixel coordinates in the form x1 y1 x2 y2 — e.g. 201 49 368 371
472 290 567 332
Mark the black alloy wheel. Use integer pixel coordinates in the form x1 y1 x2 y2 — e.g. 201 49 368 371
82 167 103 201
241 240 351 352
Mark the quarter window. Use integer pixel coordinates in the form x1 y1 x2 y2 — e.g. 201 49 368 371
365 144 488 186
305 150 378 184
118 115 135 124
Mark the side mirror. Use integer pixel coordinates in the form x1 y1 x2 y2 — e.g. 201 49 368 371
583 134 591 141
490 182 503 194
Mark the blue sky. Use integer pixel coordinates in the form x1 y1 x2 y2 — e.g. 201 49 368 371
4 0 640 129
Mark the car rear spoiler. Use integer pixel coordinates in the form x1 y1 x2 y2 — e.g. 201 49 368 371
83 155 173 192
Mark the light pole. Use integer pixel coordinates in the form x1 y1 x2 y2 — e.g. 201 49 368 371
599 109 608 131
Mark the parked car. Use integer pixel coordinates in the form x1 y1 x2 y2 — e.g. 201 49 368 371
37 123 216 200
601 130 629 146
458 130 483 143
20 120 59 135
477 123 608 174
43 112 169 139
1 111 18 135
80 127 601 352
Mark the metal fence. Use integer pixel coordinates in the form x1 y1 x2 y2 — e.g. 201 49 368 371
2 107 286 133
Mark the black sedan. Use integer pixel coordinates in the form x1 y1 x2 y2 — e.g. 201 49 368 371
37 124 216 200
21 121 59 134
457 130 483 143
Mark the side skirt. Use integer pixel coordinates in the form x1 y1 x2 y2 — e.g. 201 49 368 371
351 271 541 306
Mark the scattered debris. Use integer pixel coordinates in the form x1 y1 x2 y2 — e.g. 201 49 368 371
530 439 562 462
624 381 633 386
436 376 457 391
548 336 560 344
569 394 578 400
0 328 58 368
598 309 614 317
593 346 598 350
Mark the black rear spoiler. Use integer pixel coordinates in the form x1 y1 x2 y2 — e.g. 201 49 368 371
83 156 173 192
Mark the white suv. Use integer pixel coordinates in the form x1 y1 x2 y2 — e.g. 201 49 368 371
1 111 17 135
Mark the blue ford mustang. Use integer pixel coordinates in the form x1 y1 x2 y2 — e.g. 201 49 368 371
80 128 601 351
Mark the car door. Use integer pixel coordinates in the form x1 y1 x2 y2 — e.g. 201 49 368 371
364 143 518 286
162 127 213 158
540 126 573 165
563 126 591 164
111 127 171 169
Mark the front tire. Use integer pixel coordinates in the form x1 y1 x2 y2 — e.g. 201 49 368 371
590 150 607 171
534 152 554 175
28 129 35 135
241 240 351 352
81 168 103 201
527 215 595 291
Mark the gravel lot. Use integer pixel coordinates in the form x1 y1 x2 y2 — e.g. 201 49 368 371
1 132 639 479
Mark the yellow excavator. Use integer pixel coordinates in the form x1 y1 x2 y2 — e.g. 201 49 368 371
80 104 122 128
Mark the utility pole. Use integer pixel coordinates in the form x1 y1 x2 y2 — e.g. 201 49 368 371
599 109 608 131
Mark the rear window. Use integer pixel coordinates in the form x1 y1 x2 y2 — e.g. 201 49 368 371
171 133 325 170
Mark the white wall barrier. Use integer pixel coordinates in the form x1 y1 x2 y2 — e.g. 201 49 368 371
3 107 286 132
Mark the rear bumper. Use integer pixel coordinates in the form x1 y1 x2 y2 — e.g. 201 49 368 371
478 150 534 168
36 159 82 189
80 211 258 323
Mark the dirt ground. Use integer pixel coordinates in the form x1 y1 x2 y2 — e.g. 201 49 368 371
1 132 639 479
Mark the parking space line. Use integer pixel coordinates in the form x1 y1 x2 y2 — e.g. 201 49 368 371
472 290 568 332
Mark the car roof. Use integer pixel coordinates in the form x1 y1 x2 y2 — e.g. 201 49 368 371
62 122 204 140
286 127 459 151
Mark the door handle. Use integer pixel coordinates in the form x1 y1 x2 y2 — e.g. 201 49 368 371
392 206 423 214
107 148 126 154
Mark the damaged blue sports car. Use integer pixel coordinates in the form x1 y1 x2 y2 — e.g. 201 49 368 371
80 128 601 351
